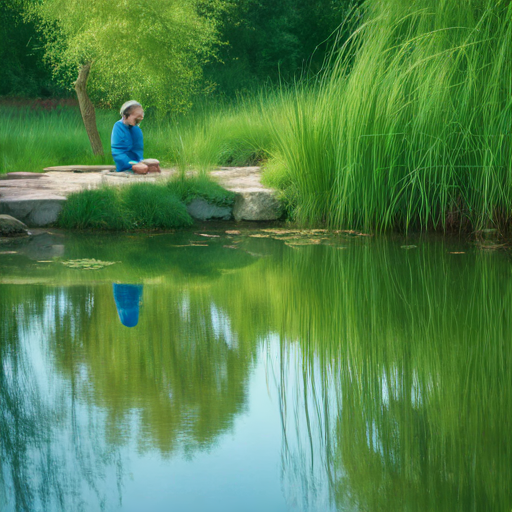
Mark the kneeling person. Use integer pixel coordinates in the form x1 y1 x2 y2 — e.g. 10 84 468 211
111 101 160 174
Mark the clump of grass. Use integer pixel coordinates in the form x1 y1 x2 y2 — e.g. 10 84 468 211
56 175 235 230
57 187 130 230
168 93 280 173
123 183 193 229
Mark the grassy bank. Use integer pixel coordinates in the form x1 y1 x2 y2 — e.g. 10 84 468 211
57 175 235 230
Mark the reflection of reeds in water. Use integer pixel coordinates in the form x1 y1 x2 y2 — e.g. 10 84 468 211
273 240 512 511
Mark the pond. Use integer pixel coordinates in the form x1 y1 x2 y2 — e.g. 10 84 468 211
0 228 511 512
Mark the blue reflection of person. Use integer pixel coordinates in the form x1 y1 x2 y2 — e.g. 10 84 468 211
113 284 143 328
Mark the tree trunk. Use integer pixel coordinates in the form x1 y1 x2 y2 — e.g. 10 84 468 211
74 63 104 156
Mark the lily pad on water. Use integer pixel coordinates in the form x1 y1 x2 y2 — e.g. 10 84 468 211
61 258 117 270
285 239 323 247
333 230 372 237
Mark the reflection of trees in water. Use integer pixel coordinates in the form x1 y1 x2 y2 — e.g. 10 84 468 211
0 286 122 512
47 282 259 455
0 236 268 510
5 235 512 510
271 241 512 512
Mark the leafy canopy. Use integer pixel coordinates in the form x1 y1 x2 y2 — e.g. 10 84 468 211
30 0 224 112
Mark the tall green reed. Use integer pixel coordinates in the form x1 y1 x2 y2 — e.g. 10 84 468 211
267 0 512 231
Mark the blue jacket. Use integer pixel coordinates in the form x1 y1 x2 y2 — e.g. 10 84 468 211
111 119 144 171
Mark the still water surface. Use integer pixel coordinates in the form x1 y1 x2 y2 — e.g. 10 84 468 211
0 229 511 512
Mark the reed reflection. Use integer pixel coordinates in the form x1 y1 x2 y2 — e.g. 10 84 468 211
272 240 512 512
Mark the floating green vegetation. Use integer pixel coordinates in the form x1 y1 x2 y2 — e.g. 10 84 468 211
245 228 371 247
61 258 117 270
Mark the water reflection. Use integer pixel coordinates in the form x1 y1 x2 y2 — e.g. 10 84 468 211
1 233 512 511
0 286 122 512
113 283 143 327
272 241 512 512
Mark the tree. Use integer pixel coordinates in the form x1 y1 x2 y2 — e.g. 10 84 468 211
29 0 223 154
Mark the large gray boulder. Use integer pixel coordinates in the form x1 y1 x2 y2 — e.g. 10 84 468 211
0 214 30 236
232 191 283 221
0 196 66 227
186 198 232 221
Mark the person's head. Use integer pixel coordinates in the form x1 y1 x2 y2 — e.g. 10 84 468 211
120 100 144 126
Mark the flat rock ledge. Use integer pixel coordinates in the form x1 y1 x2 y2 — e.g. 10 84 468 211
0 166 283 227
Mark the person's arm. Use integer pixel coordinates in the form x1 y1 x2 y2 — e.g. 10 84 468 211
131 126 144 162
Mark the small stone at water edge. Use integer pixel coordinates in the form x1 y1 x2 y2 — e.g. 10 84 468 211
0 215 30 236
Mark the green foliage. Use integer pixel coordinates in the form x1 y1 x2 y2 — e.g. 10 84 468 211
56 176 234 230
28 0 223 112
0 0 62 97
265 0 512 231
204 0 358 95
4 0 358 100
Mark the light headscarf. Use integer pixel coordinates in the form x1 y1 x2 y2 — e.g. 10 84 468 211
120 100 142 117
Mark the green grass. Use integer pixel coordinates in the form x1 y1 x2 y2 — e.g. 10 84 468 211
167 174 235 207
0 106 115 172
56 175 234 230
0 96 281 174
